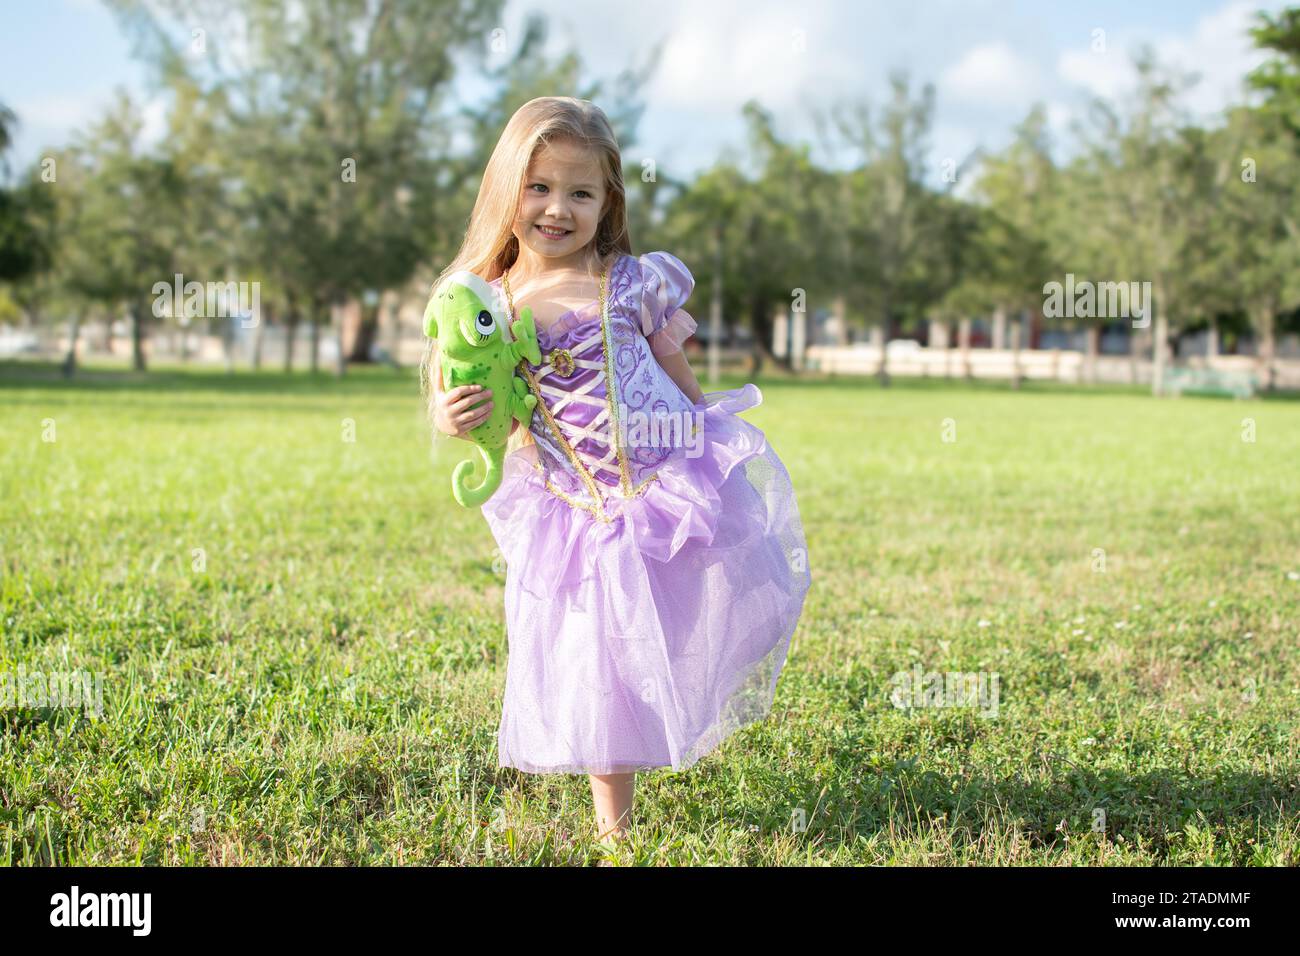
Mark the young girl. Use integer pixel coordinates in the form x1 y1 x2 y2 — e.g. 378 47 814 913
420 96 811 842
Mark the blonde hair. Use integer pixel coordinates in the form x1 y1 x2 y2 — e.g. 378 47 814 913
419 96 633 455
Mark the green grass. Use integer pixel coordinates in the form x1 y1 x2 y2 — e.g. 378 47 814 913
2 358 1298 865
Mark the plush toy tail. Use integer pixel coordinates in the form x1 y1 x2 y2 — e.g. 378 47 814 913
451 447 503 508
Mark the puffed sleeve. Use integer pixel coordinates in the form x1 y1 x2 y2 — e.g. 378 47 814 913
638 251 697 357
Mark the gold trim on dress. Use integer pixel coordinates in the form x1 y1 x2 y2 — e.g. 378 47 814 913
599 284 660 500
502 258 660 522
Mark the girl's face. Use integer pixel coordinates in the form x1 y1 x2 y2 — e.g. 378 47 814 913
512 138 608 270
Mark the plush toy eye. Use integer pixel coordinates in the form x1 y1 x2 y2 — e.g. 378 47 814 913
474 309 496 337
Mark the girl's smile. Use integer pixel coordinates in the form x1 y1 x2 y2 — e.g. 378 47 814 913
511 137 607 273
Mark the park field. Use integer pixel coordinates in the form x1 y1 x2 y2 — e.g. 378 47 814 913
1 359 1297 865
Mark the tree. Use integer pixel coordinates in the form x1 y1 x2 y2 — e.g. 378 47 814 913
108 0 504 374
663 102 834 376
0 102 54 287
1248 8 1300 141
1199 106 1300 390
819 73 944 385
1076 49 1209 396
967 105 1060 389
928 193 995 379
43 93 193 372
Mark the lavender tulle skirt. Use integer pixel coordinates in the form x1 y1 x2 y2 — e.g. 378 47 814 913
479 383 812 775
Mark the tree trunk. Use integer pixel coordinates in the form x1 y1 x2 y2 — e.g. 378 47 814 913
1206 316 1219 360
309 315 321 374
284 299 300 372
772 308 789 361
333 296 347 378
831 295 848 346
1010 308 1023 390
220 315 236 374
1085 324 1100 385
707 224 723 385
251 301 270 370
1253 304 1276 392
346 299 380 363
932 320 952 378
958 317 972 380
1127 325 1142 385
1151 283 1168 397
748 295 773 377
874 307 891 387
790 303 806 373
61 309 84 378
130 300 147 372
991 306 1007 350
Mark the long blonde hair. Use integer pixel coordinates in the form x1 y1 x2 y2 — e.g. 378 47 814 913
419 96 633 455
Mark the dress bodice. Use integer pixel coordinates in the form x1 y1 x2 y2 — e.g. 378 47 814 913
490 253 699 523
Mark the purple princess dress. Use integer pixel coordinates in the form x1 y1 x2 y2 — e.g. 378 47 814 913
479 251 811 775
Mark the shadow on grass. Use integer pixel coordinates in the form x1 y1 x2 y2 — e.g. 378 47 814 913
779 749 1297 860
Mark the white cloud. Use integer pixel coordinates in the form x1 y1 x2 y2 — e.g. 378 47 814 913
12 93 102 131
11 90 170 157
139 97 169 147
10 0 1289 182
1057 45 1131 102
1056 0 1280 121
6 93 103 162
1150 0 1273 115
649 7 848 113
1045 101 1074 140
941 42 1041 107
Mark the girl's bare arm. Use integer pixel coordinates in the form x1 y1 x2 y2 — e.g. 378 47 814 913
651 313 706 403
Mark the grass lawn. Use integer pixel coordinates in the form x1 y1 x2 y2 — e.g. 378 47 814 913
2 358 1297 865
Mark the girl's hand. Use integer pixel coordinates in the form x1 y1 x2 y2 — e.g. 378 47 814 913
434 363 494 439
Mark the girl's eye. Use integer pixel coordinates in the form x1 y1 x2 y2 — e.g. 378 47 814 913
529 184 592 198
474 310 495 338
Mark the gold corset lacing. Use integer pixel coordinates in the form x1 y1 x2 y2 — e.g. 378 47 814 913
502 259 659 524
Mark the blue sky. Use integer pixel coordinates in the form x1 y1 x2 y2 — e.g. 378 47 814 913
1 0 1291 182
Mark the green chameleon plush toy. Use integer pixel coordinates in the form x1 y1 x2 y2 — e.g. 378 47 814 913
424 270 541 508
